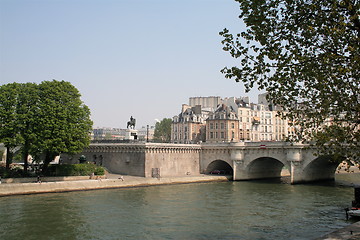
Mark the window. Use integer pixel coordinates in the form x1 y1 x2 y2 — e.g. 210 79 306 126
215 123 218 129
221 123 224 129
210 132 213 138
231 123 235 129
221 132 225 139
232 131 235 139
210 123 214 129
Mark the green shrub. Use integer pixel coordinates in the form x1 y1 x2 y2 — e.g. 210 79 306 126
47 163 105 177
94 167 105 175
1 163 105 178
0 163 25 178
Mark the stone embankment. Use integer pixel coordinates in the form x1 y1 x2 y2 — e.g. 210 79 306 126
315 221 360 240
0 174 230 197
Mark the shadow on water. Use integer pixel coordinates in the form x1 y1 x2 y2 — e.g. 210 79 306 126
238 173 360 188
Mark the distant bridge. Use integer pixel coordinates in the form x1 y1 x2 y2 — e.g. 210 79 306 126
61 142 338 184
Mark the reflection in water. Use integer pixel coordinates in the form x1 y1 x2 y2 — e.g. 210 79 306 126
0 174 359 240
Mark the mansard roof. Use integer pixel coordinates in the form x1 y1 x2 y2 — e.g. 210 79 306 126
207 104 238 120
173 105 207 123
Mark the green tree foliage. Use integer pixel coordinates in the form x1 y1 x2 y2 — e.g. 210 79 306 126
16 83 39 173
0 82 38 172
0 80 93 174
34 80 93 171
0 83 19 170
153 118 172 143
47 163 104 177
220 0 359 162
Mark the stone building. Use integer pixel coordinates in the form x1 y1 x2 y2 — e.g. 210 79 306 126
189 96 221 109
223 96 288 142
172 95 289 143
171 104 207 144
205 104 240 143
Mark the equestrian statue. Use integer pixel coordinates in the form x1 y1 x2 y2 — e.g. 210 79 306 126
127 116 136 129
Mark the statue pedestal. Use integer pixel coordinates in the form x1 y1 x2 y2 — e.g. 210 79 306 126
125 129 138 140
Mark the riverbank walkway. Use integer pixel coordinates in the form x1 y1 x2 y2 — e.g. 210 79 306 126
0 173 230 197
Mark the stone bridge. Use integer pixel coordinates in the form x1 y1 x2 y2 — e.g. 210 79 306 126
61 142 339 184
200 142 338 184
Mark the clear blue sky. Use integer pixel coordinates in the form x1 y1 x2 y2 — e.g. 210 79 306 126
0 0 261 128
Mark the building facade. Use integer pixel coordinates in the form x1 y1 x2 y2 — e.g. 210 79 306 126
171 104 207 144
172 95 290 143
189 96 221 109
205 104 240 143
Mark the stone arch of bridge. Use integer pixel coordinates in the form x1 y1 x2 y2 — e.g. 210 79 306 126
245 157 287 180
300 155 340 182
205 160 233 175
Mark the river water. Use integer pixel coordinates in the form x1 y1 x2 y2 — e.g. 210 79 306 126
1 174 360 240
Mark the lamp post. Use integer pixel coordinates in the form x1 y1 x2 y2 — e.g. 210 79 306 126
146 125 149 142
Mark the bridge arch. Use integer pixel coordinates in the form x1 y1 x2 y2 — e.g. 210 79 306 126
205 160 233 175
300 155 339 182
245 157 286 180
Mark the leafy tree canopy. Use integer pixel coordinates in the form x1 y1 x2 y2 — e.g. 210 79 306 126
153 118 172 143
220 0 359 162
0 80 93 173
0 83 21 169
0 83 20 149
34 80 93 168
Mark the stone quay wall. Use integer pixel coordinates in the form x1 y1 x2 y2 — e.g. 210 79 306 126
61 143 201 178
